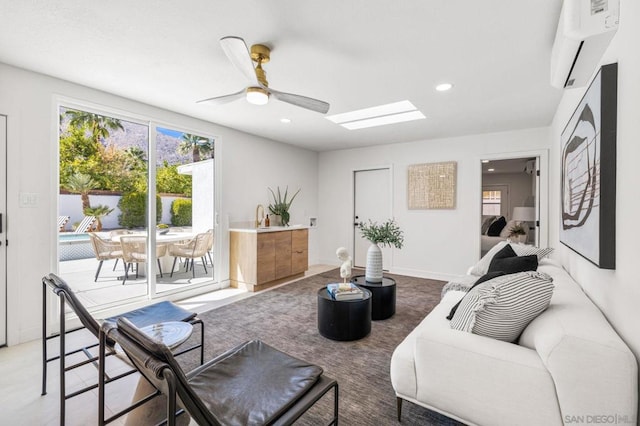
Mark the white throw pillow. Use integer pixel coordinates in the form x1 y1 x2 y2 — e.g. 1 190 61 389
499 220 519 238
450 271 554 342
469 242 554 276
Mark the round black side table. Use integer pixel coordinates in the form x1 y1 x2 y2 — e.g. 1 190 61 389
351 275 396 320
317 287 372 341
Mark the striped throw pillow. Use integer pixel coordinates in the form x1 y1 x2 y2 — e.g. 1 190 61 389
450 271 554 342
511 244 554 260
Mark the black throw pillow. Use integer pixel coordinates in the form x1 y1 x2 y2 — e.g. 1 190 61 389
446 271 507 320
491 243 517 261
486 216 507 236
489 254 538 274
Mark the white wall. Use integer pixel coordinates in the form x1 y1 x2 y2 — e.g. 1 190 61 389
318 127 550 280
548 0 640 404
0 63 318 345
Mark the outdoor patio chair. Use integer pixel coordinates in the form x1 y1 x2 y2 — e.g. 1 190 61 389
119 235 168 284
168 232 210 278
88 232 125 281
108 229 133 271
100 318 339 426
57 215 70 232
74 215 97 233
41 273 204 426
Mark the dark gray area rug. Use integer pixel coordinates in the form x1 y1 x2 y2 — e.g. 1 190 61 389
180 269 465 425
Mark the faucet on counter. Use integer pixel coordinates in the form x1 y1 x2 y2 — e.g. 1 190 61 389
256 204 265 228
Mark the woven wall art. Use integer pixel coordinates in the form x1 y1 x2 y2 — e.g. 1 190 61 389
408 161 457 209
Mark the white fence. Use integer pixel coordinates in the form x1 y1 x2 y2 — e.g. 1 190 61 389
59 193 188 231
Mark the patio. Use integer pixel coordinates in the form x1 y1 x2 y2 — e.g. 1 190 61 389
59 250 216 311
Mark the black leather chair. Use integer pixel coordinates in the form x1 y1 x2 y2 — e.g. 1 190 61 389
100 317 339 426
41 273 204 425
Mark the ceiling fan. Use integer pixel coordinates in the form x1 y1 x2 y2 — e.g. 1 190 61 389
197 36 330 114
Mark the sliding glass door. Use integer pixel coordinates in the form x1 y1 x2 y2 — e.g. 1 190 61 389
155 126 215 294
57 104 216 311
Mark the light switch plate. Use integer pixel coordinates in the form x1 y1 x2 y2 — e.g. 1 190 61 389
19 192 38 208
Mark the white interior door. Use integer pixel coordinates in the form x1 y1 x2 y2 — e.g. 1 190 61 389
0 115 7 346
353 168 391 269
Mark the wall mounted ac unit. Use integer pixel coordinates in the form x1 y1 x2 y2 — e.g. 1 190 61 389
524 160 536 175
550 0 619 89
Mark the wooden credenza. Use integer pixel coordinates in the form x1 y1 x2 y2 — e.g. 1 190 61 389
230 228 308 292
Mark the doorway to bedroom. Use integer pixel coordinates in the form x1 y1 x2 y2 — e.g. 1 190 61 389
480 157 539 257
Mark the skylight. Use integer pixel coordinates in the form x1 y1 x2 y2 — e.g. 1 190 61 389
326 100 425 130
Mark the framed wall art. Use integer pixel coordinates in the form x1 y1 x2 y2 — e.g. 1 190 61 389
408 161 457 209
560 63 617 269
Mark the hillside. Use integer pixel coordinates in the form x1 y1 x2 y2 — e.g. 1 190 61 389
60 107 213 166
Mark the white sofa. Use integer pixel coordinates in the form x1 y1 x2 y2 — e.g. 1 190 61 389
390 258 638 426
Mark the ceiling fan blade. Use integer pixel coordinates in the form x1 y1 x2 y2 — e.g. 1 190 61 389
196 88 245 105
220 36 259 86
269 88 330 114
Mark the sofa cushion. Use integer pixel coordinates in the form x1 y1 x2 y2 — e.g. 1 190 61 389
469 241 554 276
486 216 506 236
488 254 538 274
450 271 554 342
446 271 507 320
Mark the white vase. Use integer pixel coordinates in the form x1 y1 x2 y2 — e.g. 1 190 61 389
365 243 383 283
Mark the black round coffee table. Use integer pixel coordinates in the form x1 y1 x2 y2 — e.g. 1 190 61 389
351 275 396 320
317 287 372 341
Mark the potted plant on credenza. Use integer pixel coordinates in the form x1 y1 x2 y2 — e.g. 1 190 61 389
358 219 404 283
268 186 300 227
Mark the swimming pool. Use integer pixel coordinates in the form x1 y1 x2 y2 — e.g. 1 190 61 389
59 233 94 261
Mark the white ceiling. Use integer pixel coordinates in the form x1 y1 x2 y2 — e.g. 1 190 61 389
0 1 563 152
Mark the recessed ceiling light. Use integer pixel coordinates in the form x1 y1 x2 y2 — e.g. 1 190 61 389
435 83 454 92
488 168 495 172
326 100 425 130
481 160 490 163
280 118 291 124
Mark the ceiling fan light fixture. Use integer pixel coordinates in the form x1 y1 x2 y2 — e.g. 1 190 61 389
246 87 269 105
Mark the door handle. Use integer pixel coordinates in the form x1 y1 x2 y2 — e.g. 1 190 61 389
0 213 2 233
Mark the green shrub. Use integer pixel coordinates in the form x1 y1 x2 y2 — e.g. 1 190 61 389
171 198 192 226
118 192 162 228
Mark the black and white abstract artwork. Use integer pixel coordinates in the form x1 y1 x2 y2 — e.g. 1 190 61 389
560 63 617 269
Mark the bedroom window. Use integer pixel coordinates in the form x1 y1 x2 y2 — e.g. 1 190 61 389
482 190 502 216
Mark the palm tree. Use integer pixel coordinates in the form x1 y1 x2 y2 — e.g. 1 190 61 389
177 133 214 162
65 172 97 211
83 205 114 231
64 109 124 145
